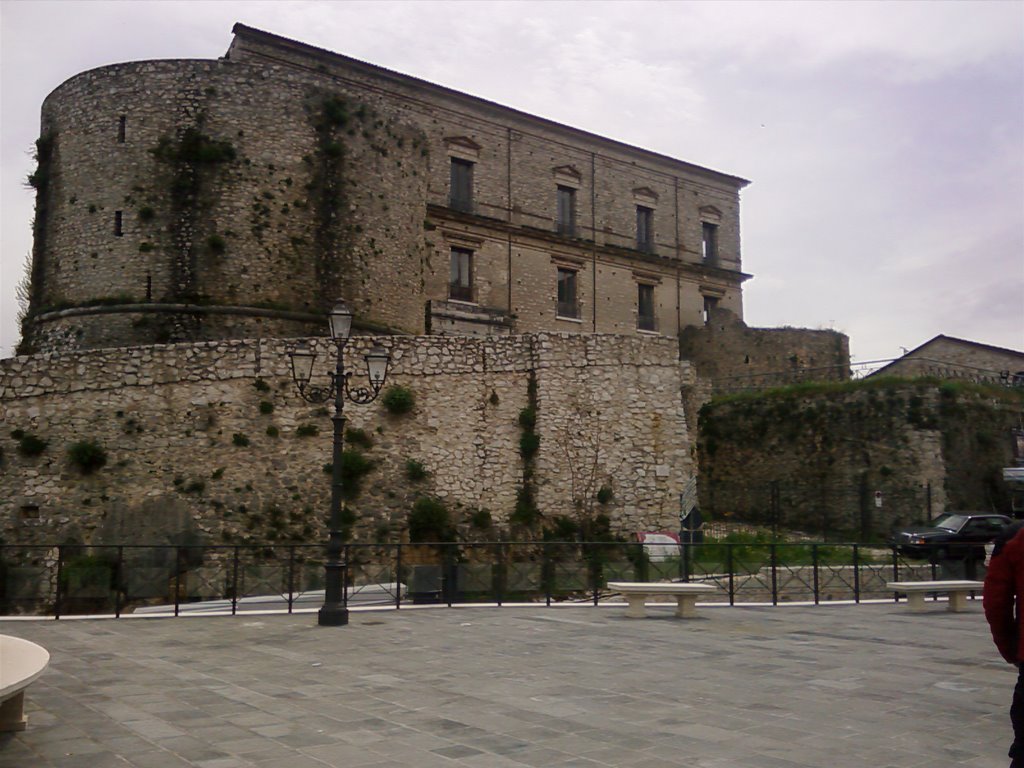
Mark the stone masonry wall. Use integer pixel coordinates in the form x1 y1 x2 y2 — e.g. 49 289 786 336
679 308 850 393
698 381 1024 538
21 24 749 354
0 334 693 547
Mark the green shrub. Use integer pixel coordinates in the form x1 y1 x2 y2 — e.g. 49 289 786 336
597 485 614 505
183 480 205 494
68 441 107 474
381 385 415 415
266 425 279 438
17 433 47 457
253 379 271 392
469 509 492 530
211 467 225 480
408 496 454 542
339 450 375 500
345 427 373 449
296 424 319 438
258 401 274 415
206 234 226 254
138 206 155 222
405 459 428 482
232 433 250 447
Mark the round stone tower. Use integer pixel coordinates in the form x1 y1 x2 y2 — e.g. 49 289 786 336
20 56 430 353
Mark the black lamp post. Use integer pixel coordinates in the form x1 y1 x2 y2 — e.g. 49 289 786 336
289 299 390 626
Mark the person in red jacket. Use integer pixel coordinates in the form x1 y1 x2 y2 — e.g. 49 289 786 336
985 521 1024 767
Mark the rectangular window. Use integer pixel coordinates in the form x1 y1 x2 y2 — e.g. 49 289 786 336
449 247 473 302
556 267 579 319
637 283 656 331
702 222 718 263
636 206 654 252
118 115 126 143
114 210 123 236
450 158 474 213
703 295 719 325
556 186 576 237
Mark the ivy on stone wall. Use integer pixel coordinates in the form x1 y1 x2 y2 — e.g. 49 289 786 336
511 372 541 529
18 133 57 354
150 123 236 320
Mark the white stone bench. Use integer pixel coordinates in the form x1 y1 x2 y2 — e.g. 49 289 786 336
0 635 50 732
886 580 984 613
608 581 719 619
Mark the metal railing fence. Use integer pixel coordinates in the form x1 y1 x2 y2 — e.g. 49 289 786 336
0 541 986 619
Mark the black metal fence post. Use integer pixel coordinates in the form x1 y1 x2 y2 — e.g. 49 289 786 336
114 546 124 618
770 543 778 606
174 547 184 617
231 546 240 615
395 543 403 610
812 544 820 605
54 544 65 620
727 544 735 606
853 544 861 604
287 546 296 614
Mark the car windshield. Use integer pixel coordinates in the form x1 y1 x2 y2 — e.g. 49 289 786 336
930 513 968 532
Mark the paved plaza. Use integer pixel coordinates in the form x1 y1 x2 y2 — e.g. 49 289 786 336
0 601 1012 768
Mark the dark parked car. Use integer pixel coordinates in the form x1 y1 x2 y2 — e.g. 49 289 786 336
891 512 1013 559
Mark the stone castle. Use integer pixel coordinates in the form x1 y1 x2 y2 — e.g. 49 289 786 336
3 25 847 548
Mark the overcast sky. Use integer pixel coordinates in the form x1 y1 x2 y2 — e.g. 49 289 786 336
2 0 1022 365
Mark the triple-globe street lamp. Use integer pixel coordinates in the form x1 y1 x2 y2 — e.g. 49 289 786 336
289 299 390 626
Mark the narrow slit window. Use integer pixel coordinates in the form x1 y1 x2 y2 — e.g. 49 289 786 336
702 222 719 263
114 210 123 236
637 283 656 331
636 206 654 252
449 247 473 302
449 158 474 213
118 115 126 143
556 267 579 318
556 186 576 237
703 295 719 324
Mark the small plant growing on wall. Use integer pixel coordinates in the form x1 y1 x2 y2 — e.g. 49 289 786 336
469 509 493 531
405 458 428 482
232 433 250 447
344 427 373 449
408 496 454 543
68 440 107 474
296 424 319 438
258 401 274 415
597 485 614 505
13 431 48 457
206 234 226 254
253 379 271 393
339 450 375 500
381 385 415 415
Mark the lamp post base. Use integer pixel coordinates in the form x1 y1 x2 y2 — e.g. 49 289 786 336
318 605 349 626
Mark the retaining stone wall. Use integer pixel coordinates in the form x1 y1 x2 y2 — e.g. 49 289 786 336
0 333 694 547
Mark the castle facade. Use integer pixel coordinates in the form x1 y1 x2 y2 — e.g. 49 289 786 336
21 24 749 353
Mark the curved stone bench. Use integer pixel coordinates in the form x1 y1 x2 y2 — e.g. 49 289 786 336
0 635 50 731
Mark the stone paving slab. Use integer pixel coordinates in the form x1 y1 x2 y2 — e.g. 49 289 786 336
0 602 1012 767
